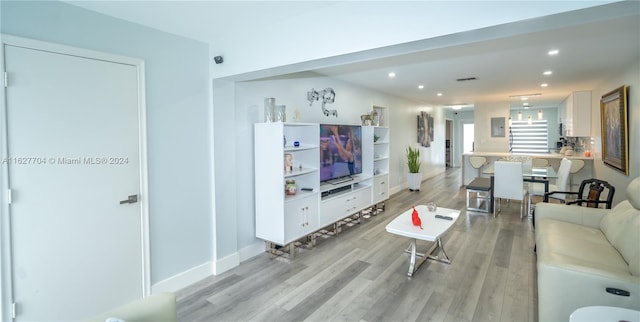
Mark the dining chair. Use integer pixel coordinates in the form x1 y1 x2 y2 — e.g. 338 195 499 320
546 178 616 209
531 158 572 202
493 161 529 220
569 159 585 191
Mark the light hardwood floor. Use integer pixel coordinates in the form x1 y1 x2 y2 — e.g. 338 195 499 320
176 168 538 322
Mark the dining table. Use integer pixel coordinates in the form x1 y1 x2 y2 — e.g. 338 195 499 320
482 165 558 212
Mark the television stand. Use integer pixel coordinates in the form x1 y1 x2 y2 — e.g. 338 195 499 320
326 176 354 185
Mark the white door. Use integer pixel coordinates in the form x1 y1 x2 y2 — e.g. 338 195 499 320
4 43 145 321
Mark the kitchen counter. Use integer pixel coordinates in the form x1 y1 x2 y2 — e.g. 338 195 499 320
462 152 594 160
462 152 594 187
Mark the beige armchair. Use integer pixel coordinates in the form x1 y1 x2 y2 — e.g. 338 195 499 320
86 292 177 322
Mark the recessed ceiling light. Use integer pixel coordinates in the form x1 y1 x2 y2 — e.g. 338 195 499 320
543 70 553 76
437 93 443 96
541 83 548 87
548 49 559 55
418 85 424 89
388 72 396 78
523 102 530 106
521 97 529 101
509 93 541 99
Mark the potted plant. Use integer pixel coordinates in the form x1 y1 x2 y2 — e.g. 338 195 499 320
406 146 422 191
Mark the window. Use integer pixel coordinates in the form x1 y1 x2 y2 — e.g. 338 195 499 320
510 120 548 153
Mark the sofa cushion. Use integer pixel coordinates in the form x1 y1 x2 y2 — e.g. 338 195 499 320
627 176 640 210
537 219 631 276
600 201 640 276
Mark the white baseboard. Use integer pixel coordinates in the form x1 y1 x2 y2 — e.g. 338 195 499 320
150 242 265 293
151 261 213 294
390 168 446 195
239 241 265 262
213 252 239 275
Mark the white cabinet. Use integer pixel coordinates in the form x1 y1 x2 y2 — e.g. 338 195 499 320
373 174 389 204
561 91 591 137
284 195 319 244
254 123 320 245
320 184 372 227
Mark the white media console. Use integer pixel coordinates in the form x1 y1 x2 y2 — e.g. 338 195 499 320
254 123 389 258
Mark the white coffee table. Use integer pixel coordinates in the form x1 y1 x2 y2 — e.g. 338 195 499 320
385 205 460 276
570 306 640 322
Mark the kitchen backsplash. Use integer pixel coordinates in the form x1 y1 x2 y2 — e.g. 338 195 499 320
562 137 590 151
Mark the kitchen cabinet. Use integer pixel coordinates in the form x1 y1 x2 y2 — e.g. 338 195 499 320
560 91 591 137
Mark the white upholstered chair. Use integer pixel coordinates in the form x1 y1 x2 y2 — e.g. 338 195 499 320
494 161 529 220
531 158 572 202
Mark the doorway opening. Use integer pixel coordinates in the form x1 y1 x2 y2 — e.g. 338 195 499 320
445 119 453 167
463 123 475 153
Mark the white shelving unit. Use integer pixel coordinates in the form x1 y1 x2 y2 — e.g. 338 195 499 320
254 123 320 246
372 126 390 205
254 122 390 256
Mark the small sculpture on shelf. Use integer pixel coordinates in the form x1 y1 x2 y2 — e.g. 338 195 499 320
284 153 293 174
360 110 378 126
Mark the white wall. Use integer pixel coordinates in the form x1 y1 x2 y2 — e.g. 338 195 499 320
214 75 446 256
473 102 510 152
0 0 213 290
591 60 640 205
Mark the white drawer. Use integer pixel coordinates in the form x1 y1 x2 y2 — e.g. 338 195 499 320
373 174 389 203
320 187 372 226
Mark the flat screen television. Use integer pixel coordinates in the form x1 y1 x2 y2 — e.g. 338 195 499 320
319 124 362 183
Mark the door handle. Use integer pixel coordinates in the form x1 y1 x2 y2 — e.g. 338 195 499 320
119 194 138 204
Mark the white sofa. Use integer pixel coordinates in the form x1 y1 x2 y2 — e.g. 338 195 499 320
86 292 177 322
534 176 640 321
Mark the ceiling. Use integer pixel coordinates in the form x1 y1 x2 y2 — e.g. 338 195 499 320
65 1 639 111
313 14 639 110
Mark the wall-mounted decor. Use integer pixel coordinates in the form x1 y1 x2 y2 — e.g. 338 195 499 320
491 117 506 137
307 87 337 117
417 112 434 147
601 85 629 175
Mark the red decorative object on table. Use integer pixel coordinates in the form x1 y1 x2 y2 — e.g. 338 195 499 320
412 206 423 230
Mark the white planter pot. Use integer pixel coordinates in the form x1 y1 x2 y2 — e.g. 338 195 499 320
407 172 422 191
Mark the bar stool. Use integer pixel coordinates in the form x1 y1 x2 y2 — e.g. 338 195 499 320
466 177 492 213
469 156 488 178
532 158 550 167
569 159 585 191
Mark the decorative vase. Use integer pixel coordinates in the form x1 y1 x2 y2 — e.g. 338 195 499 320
407 172 422 191
264 97 275 122
285 179 298 195
274 105 286 122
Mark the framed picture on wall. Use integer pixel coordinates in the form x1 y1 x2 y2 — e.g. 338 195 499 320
600 85 629 175
417 111 433 147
